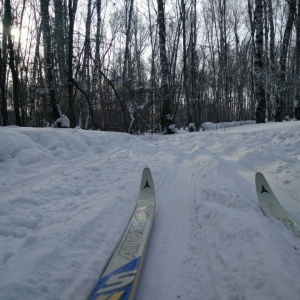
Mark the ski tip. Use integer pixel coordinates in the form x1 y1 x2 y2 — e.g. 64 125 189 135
255 171 265 182
255 172 269 196
141 167 153 184
143 167 155 178
255 171 263 178
143 167 151 174
255 171 268 187
139 167 155 199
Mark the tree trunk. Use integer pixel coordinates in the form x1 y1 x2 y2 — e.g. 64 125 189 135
157 0 172 133
276 0 297 121
123 0 134 133
5 0 21 126
254 0 266 123
91 0 102 129
181 0 192 126
189 0 198 128
29 23 42 126
218 0 229 122
266 0 276 120
294 0 300 120
67 0 78 127
54 0 68 109
1 9 8 125
40 0 60 123
147 0 158 128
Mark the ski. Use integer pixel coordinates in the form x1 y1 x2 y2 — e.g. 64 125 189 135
89 167 156 300
255 172 300 238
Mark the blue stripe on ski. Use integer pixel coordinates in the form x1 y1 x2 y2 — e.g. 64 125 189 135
89 257 141 300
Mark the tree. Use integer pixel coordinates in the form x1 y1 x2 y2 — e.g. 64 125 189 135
266 0 276 120
181 0 191 126
218 0 229 121
40 0 60 123
123 0 134 133
189 0 199 128
157 0 172 133
276 0 297 121
2 0 300 130
147 0 159 128
67 0 78 127
1 2 9 126
53 0 68 111
295 0 300 120
4 0 21 125
28 22 42 126
254 0 266 123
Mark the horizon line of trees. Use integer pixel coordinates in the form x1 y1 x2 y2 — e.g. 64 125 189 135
1 0 300 133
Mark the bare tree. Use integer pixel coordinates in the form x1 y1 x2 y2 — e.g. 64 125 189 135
147 0 159 128
67 0 78 127
218 0 229 121
29 22 42 126
266 0 276 120
123 0 134 133
91 0 103 129
4 0 21 125
295 0 300 120
40 0 60 123
53 0 68 112
157 0 172 133
254 0 266 123
276 0 297 121
1 1 9 125
2 0 300 130
181 0 192 127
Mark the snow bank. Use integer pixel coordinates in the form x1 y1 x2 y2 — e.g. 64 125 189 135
201 120 256 131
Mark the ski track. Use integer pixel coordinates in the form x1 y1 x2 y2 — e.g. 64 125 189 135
137 159 192 300
139 131 300 300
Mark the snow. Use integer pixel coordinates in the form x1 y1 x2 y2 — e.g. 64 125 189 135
0 122 300 300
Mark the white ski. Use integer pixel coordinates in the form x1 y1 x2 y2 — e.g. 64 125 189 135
255 172 300 238
89 167 156 300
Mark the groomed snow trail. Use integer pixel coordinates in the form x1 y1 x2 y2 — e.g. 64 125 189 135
1 122 300 300
137 159 193 299
138 125 300 300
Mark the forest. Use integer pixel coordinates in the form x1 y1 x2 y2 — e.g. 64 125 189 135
1 0 300 133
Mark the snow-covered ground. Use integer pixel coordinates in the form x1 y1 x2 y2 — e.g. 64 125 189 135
1 122 300 300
